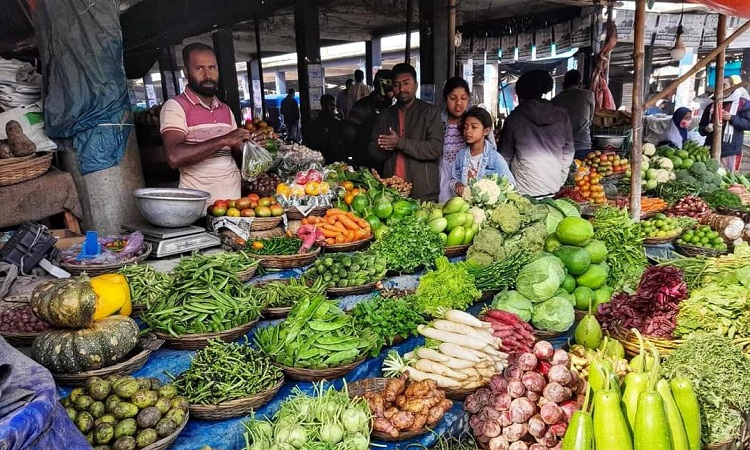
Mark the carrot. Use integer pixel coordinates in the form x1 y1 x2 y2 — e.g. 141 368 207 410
325 238 335 245
336 214 360 231
328 222 348 233
335 234 346 243
307 216 319 225
301 218 309 225
322 223 345 234
354 217 369 228
319 227 340 238
327 208 348 217
346 230 356 241
326 216 337 225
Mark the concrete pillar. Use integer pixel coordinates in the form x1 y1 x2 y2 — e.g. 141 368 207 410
248 59 264 119
418 0 449 109
212 28 241 124
158 46 178 100
275 71 287 96
484 62 499 119
294 0 322 144
254 19 267 119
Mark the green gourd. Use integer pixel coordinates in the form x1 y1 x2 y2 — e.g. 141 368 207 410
657 379 690 450
670 377 702 450
562 383 594 450
633 344 672 450
593 359 633 450
623 328 650 432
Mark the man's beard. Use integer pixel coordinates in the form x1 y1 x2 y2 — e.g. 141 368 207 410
189 78 217 97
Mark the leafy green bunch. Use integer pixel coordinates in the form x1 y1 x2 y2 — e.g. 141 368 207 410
370 215 444 273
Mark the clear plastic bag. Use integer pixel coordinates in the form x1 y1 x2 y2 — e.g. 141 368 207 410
241 140 274 182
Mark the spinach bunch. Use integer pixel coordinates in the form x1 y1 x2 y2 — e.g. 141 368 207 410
351 295 426 351
370 215 444 273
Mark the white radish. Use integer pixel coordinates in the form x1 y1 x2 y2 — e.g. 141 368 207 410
495 361 507 373
403 368 465 389
432 320 496 346
477 366 497 378
439 343 482 363
418 325 489 350
415 347 450 363
443 309 490 328
461 380 487 389
404 351 415 361
441 357 479 371
415 359 470 380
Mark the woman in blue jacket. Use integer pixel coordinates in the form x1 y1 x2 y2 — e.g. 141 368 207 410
450 107 515 197
699 77 750 172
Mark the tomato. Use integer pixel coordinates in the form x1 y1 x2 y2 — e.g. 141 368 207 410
241 208 255 217
341 181 354 191
248 193 260 202
236 198 251 210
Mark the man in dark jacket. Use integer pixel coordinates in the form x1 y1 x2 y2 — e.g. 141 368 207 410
307 94 344 164
699 77 750 172
368 63 444 201
342 69 393 173
280 88 300 142
499 70 574 198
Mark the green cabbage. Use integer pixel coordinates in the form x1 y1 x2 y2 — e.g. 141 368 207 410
554 288 576 307
516 253 567 302
491 290 534 322
531 297 575 332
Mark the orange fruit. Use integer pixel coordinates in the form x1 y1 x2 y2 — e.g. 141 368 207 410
305 182 320 196
344 193 355 205
342 181 354 191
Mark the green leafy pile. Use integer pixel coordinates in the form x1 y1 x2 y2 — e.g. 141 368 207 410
673 159 723 194
351 294 427 350
370 215 444 273
592 206 648 290
674 283 750 339
416 256 481 316
662 335 750 444
701 189 743 209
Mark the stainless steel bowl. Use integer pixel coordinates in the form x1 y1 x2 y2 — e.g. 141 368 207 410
593 135 626 149
132 188 210 228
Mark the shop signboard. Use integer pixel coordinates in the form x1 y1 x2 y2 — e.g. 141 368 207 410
536 28 553 59
571 15 593 48
555 21 572 53
517 32 533 61
501 35 517 63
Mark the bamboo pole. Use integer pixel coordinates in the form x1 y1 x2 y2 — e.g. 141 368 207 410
644 18 750 109
448 0 456 77
630 0 646 222
712 15 727 161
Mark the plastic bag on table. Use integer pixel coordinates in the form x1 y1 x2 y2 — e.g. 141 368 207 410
59 232 145 265
241 139 274 182
276 144 325 178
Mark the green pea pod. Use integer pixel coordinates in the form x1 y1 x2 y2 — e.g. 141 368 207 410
656 379 690 450
670 377 701 450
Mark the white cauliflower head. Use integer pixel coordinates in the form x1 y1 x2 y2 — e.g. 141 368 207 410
655 169 671 183
656 157 674 170
643 143 656 156
469 207 487 226
466 178 503 206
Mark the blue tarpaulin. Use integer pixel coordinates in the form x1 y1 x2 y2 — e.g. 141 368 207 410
35 0 132 175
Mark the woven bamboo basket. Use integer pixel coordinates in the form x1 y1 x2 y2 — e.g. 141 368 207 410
674 243 729 258
130 303 146 319
444 244 470 258
347 377 436 441
574 309 588 321
609 328 680 358
324 236 373 253
154 318 259 350
252 246 321 270
534 329 564 340
326 280 381 297
188 379 284 420
277 356 366 382
0 154 34 166
59 243 153 276
52 335 164 386
142 411 189 450
261 306 293 319
0 300 48 347
0 153 53 187
643 230 682 245
286 206 328 220
249 216 283 231
237 264 259 283
444 384 484 401
480 290 499 301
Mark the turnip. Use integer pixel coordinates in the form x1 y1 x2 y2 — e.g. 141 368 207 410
526 391 540 402
471 418 485 435
517 353 538 371
521 371 546 393
529 444 546 450
484 419 503 438
536 360 552 375
527 414 547 438
509 397 536 424
499 410 513 427
509 441 529 450
547 365 572 385
503 423 528 442
504 364 523 380
493 392 512 411
550 422 568 437
533 341 554 360
478 388 492 404
488 436 510 450
559 400 579 421
490 374 509 393
551 349 569 366
540 402 564 425
543 382 571 403
469 415 482 430
465 393 482 414
486 406 502 420
508 380 526 398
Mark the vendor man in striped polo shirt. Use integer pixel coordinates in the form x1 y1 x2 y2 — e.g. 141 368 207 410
160 43 251 206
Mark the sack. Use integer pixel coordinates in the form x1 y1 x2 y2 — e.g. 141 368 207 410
241 140 274 182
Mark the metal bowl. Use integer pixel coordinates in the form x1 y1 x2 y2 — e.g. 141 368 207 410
132 188 210 228
593 135 626 150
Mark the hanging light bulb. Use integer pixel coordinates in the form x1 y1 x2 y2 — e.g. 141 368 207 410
671 26 687 61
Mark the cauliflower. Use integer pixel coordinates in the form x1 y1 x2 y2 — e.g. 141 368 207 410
643 143 657 156
463 175 512 207
490 203 522 234
717 167 727 177
669 171 676 181
466 247 494 267
657 157 674 170
469 207 487 227
655 169 671 183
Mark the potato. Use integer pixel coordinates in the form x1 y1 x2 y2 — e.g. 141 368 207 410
6 120 36 157
0 141 12 159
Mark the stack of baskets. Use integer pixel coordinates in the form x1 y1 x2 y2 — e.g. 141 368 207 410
0 153 52 187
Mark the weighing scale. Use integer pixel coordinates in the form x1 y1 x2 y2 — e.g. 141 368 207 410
121 223 221 258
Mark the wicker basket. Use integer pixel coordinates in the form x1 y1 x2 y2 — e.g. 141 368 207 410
59 243 153 276
0 154 34 166
347 377 435 441
674 243 729 258
643 231 682 245
249 216 283 231
286 206 328 220
188 379 284 420
326 280 381 297
52 335 164 386
609 328 680 358
142 411 189 450
154 319 259 350
261 306 293 319
444 244 470 258
277 357 366 382
0 153 53 187
252 246 321 270
130 304 146 319
480 290 499 301
534 329 564 340
0 300 48 347
237 264 259 283
444 384 483 401
574 309 588 321
324 237 373 253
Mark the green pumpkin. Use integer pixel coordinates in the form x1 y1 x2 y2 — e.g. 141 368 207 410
31 277 97 328
31 316 139 374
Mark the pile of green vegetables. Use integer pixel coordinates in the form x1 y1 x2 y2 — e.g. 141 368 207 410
253 277 326 309
243 383 371 450
171 339 283 405
662 335 750 445
246 236 304 255
141 253 262 337
351 294 426 350
701 189 743 209
462 251 533 292
302 251 386 289
254 295 378 368
119 263 172 307
370 215 444 273
592 206 648 290
415 256 481 317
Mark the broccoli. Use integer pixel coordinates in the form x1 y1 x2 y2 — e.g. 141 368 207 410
466 247 494 267
521 204 549 224
689 161 707 176
472 227 504 256
518 221 548 254
490 203 522 233
706 159 720 173
675 170 698 185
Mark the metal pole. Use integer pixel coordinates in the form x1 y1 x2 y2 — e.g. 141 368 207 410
167 45 180 95
712 15 727 162
630 0 646 222
448 0 456 77
254 19 267 119
405 0 413 63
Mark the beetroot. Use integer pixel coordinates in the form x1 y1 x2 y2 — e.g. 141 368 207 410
510 397 536 424
527 414 547 438
478 388 492 404
488 436 510 450
508 380 527 398
465 393 482 414
521 371 546 393
536 428 558 446
536 360 552 375
486 407 502 421
540 402 564 425
499 410 513 427
517 353 538 371
543 382 569 403
503 423 528 442
493 392 512 411
559 400 579 421
550 422 568 437
526 391 540 402
533 341 554 360
490 374 509 393
505 364 523 380
550 349 569 366
484 420 503 438
509 441 529 450
547 365 572 385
